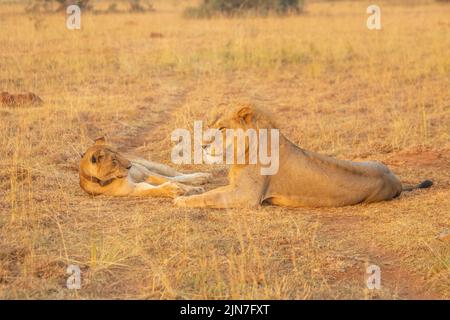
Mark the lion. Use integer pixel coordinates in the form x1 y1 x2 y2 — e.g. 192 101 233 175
174 103 432 208
80 137 212 198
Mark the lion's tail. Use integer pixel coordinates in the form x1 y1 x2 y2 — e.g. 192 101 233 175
402 179 433 192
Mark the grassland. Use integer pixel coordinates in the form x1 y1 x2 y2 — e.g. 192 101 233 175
0 0 449 299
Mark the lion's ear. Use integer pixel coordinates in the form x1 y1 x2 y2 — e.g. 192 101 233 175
236 105 253 124
94 136 106 145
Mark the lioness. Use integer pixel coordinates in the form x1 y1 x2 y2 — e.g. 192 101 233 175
80 137 212 198
174 103 432 208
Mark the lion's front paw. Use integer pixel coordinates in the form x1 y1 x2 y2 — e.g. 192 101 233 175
198 172 213 183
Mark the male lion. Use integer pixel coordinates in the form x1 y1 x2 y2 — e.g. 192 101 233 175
174 103 432 208
80 137 212 198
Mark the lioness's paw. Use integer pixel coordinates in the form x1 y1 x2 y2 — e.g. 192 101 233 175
185 186 205 196
190 172 213 185
165 183 186 197
198 172 213 182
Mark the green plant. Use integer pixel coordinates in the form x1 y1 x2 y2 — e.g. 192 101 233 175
184 0 304 18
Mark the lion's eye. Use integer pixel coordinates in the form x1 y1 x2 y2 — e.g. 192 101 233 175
91 155 97 164
218 127 226 131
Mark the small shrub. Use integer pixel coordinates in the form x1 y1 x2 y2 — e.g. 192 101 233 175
55 0 92 11
129 0 154 12
25 0 154 14
184 0 304 18
25 0 92 13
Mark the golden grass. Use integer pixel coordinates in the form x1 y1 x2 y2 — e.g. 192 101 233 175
0 0 449 299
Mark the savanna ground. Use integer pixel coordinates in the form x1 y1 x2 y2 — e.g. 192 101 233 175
0 0 449 299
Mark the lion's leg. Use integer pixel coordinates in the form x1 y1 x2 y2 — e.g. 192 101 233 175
169 172 213 185
132 163 184 185
363 175 402 203
131 159 183 177
146 165 212 185
143 171 211 186
130 182 202 198
174 185 260 209
130 182 183 198
144 173 171 185
133 159 212 185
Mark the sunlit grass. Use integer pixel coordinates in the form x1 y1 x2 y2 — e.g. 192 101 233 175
0 0 448 299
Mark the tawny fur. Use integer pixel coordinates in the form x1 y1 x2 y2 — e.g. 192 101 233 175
79 137 212 198
174 103 432 208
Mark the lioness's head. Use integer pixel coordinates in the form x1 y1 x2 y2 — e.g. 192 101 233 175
202 103 279 175
79 137 131 185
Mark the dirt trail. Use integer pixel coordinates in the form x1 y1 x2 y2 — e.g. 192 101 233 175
115 81 190 157
317 214 441 299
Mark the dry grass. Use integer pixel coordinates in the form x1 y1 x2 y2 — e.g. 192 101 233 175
0 0 449 299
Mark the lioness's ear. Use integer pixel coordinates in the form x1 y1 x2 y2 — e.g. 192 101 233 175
236 105 253 124
94 136 106 145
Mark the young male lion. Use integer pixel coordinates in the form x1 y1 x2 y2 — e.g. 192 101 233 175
174 103 432 208
79 137 212 198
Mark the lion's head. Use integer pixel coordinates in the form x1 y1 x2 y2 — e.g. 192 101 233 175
79 137 131 186
202 103 277 166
